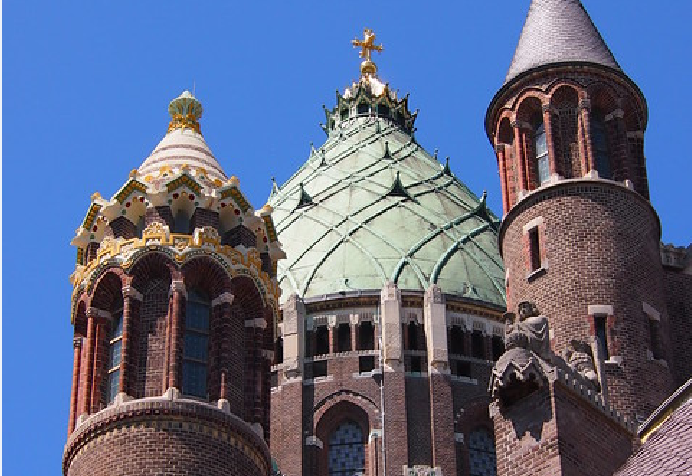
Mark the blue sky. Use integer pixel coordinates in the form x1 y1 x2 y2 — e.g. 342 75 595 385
3 1 691 474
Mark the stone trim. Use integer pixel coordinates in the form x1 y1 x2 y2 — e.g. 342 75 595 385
121 285 143 301
522 216 544 234
86 307 111 320
305 435 324 449
642 301 660 321
244 317 267 329
588 304 614 316
454 432 465 444
212 291 235 307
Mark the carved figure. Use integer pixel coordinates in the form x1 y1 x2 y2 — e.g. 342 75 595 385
505 301 550 358
564 340 599 387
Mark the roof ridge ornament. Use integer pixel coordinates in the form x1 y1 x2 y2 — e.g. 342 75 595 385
167 90 203 135
352 28 383 77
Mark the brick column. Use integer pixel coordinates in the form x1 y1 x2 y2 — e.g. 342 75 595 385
90 315 109 413
80 309 97 416
579 98 593 174
167 280 186 390
543 104 557 177
496 144 509 214
211 291 235 404
424 285 457 476
352 320 359 351
380 282 408 475
512 121 527 192
68 337 83 435
329 324 336 354
120 285 142 396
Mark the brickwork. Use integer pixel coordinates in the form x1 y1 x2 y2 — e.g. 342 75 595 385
500 180 673 419
109 216 137 239
145 205 174 228
491 380 633 476
664 269 692 387
405 376 431 465
64 399 271 476
223 224 257 248
190 207 220 232
135 278 169 397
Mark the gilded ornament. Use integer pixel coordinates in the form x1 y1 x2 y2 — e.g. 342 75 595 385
352 28 383 76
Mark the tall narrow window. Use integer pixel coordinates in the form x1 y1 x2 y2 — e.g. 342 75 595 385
174 209 190 234
472 331 485 359
491 336 505 361
182 288 210 398
535 122 550 184
315 326 330 355
594 315 609 360
408 322 419 350
649 319 662 360
106 297 124 404
450 325 465 355
591 110 612 179
337 323 351 353
358 321 374 351
528 227 542 272
469 428 497 476
328 421 365 476
357 102 369 115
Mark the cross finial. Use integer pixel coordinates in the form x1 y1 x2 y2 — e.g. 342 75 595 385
352 28 383 76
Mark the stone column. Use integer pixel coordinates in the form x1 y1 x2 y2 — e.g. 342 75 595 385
282 294 305 378
211 291 235 404
68 337 83 435
380 282 408 475
167 279 186 391
512 121 528 193
424 285 457 476
496 144 510 214
542 104 557 178
120 285 142 398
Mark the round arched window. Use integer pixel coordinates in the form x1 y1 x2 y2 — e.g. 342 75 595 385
328 421 365 476
469 428 497 476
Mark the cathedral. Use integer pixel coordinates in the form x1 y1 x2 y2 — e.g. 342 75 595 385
62 1 691 476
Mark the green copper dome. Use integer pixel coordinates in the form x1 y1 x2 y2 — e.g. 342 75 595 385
269 77 506 307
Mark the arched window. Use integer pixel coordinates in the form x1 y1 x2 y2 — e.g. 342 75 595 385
534 121 550 184
106 296 124 404
377 104 389 117
591 109 612 179
328 421 365 476
357 102 369 115
182 288 210 398
340 108 349 121
469 428 497 476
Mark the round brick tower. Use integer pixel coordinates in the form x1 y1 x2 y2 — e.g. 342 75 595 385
64 91 284 476
485 0 673 421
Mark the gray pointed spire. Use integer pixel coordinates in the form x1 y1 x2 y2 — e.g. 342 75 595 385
505 0 621 84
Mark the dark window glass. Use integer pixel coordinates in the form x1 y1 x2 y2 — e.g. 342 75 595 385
305 330 314 357
357 102 369 115
535 122 550 184
315 326 330 355
492 336 505 361
595 315 609 360
649 319 662 360
469 428 497 476
340 109 349 121
591 110 612 179
377 104 389 117
472 331 485 359
106 300 124 404
452 360 471 378
529 227 541 272
450 325 465 355
358 321 375 351
408 322 419 351
276 337 284 364
328 421 365 476
410 356 423 373
313 360 328 378
182 288 210 398
337 323 351 353
173 209 190 234
359 356 375 373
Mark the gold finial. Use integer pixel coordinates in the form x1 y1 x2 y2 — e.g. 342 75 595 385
352 28 383 77
167 91 203 135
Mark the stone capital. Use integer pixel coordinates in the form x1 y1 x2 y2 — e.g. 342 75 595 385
86 306 111 321
73 337 84 349
122 285 143 301
211 291 235 307
169 280 186 298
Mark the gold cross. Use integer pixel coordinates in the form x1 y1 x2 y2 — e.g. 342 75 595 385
352 28 383 75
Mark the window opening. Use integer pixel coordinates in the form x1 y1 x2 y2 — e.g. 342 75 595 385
491 336 505 361
357 102 369 115
408 322 419 350
275 337 284 364
182 288 210 398
173 209 190 234
358 321 375 351
377 104 389 117
469 428 497 476
591 110 612 179
450 325 465 355
106 297 124 404
337 323 351 353
315 326 330 356
528 227 542 272
594 315 609 360
472 331 485 359
340 109 349 121
328 421 365 476
649 319 662 360
359 356 375 373
535 122 550 184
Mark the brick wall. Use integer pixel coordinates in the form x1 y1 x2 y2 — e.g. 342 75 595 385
501 181 673 420
64 399 271 476
664 269 692 387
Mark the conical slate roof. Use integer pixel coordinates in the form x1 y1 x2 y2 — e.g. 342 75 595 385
269 117 506 307
505 0 620 84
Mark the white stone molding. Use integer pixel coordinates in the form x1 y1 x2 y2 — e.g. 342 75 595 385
305 435 323 449
587 305 613 316
211 291 235 307
244 317 268 329
522 216 544 234
642 301 660 321
122 285 143 301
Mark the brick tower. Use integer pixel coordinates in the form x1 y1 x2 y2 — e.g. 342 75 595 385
63 91 284 476
485 1 676 475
